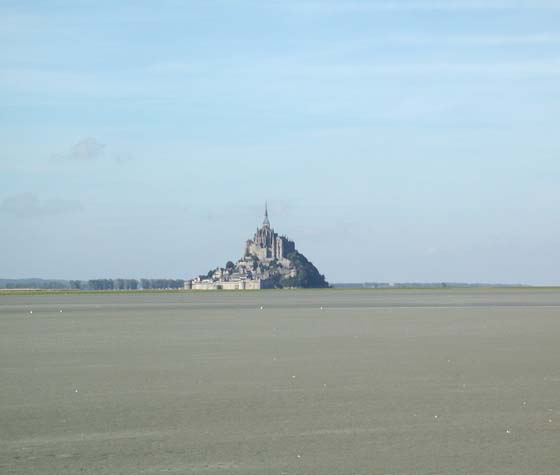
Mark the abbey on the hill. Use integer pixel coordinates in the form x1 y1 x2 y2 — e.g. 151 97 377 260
244 204 295 266
186 205 328 290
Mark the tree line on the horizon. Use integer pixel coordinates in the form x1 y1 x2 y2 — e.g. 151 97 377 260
76 279 185 290
0 278 185 290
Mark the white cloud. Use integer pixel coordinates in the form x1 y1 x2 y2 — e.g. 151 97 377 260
149 56 560 80
57 138 106 161
387 33 560 46
285 0 560 13
234 57 560 79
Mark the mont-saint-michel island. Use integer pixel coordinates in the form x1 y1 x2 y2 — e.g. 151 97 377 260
186 205 329 290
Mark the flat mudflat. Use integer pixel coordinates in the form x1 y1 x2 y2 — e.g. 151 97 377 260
1 289 559 474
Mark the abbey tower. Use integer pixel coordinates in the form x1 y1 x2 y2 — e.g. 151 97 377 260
244 203 295 265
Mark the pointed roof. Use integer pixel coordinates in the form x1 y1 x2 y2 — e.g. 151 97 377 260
263 202 270 227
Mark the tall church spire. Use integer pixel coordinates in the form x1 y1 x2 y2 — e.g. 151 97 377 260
263 202 270 227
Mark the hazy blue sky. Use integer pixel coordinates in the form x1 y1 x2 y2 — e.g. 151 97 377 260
1 0 559 283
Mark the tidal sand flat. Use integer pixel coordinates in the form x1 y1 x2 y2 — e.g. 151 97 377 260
1 289 559 474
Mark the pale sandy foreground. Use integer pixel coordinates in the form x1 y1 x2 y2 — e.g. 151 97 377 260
1 289 559 474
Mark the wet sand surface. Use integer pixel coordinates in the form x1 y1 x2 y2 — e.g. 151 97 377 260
1 289 559 474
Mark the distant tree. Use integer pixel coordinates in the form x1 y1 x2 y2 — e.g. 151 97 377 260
88 279 114 290
269 273 283 288
280 251 329 289
0 279 72 289
70 280 82 290
127 279 139 290
226 261 235 270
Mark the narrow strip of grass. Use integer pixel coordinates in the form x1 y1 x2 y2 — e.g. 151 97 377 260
1 286 559 296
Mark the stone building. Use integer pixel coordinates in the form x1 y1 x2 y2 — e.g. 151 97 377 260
187 204 317 290
244 203 295 265
185 279 263 290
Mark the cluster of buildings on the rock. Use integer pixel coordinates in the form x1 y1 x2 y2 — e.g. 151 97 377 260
185 205 298 290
